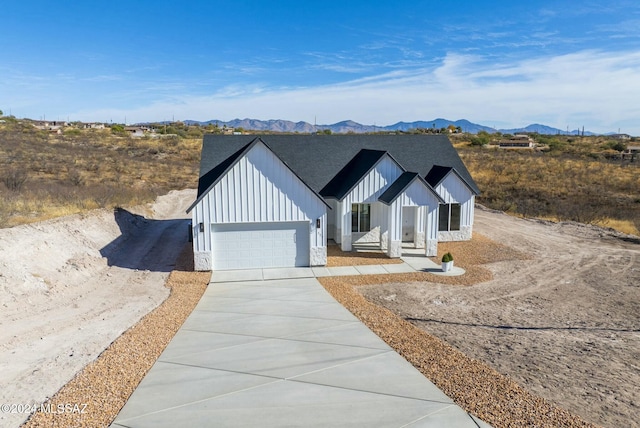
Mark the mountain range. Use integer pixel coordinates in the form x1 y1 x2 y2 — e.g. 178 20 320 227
181 118 599 136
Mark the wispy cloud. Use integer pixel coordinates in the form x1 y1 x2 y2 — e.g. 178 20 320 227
71 49 640 134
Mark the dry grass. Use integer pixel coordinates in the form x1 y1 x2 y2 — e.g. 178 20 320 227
318 234 595 428
0 123 201 228
21 245 210 428
459 147 640 235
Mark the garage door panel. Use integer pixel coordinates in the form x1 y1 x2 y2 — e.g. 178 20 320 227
211 222 309 270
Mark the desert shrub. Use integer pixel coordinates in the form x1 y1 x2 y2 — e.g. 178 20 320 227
64 128 82 137
2 168 28 192
604 140 627 152
67 169 85 186
110 124 126 135
469 131 491 146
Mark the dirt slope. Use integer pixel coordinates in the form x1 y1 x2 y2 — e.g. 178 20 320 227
361 207 640 428
0 189 196 428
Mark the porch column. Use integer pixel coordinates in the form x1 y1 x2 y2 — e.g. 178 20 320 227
334 201 342 244
387 202 402 258
414 206 426 249
380 204 389 251
425 205 438 256
340 201 352 252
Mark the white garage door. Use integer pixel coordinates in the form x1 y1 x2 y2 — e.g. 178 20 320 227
211 222 310 270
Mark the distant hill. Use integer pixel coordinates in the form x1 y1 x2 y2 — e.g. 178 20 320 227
500 123 596 136
185 118 316 133
182 118 598 135
383 118 496 134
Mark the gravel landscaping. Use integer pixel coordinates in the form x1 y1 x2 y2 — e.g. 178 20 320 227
326 242 403 267
318 234 599 428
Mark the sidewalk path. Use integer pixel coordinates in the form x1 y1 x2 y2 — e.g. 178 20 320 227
210 254 465 283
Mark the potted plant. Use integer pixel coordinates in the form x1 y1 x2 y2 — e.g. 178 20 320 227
441 252 454 272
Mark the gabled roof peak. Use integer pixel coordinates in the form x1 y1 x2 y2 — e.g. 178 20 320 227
378 171 444 205
425 164 480 195
187 137 330 213
319 149 403 200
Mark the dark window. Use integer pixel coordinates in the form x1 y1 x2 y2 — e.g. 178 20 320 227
450 203 461 231
351 203 371 232
439 203 462 231
438 204 449 231
351 204 359 232
359 203 370 232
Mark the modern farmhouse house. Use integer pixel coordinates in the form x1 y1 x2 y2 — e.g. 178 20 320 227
187 134 480 271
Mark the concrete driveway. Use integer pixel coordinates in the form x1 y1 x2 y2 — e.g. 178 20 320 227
111 274 489 427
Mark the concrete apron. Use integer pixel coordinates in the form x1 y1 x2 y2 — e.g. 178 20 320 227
111 276 489 428
209 251 465 283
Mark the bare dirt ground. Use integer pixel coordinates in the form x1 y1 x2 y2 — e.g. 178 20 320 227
0 189 196 428
361 207 640 428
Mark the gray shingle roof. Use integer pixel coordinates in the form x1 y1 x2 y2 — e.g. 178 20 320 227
195 134 480 200
424 165 452 188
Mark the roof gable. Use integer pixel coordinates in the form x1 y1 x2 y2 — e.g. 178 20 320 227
378 172 444 205
424 165 452 188
196 142 250 197
187 137 329 213
319 149 403 200
425 165 480 196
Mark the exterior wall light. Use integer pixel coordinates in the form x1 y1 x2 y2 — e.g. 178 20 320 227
199 222 204 233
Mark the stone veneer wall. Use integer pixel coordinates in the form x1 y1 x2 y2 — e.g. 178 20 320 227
353 226 381 244
438 225 472 242
426 239 438 257
310 246 327 266
194 251 212 271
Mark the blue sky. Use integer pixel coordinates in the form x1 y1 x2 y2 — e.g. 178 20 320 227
2 1 640 134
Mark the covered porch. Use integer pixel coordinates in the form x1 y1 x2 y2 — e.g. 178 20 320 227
329 172 443 259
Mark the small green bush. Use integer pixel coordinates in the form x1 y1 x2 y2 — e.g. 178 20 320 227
442 252 453 263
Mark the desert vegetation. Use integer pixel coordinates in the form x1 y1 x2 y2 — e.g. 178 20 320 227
1 118 638 235
0 118 201 227
450 133 640 236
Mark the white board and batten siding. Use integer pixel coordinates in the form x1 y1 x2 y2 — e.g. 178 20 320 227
385 179 440 245
339 155 403 247
344 155 403 204
433 171 475 241
192 142 327 270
